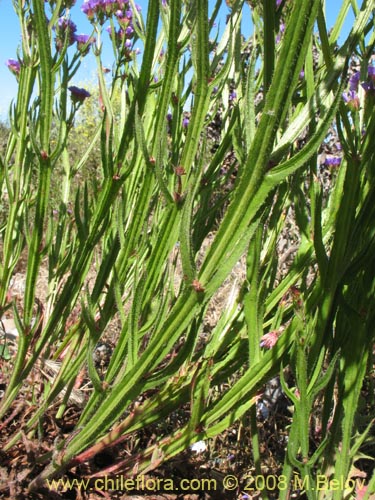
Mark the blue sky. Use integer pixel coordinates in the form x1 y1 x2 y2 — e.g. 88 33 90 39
0 1 354 120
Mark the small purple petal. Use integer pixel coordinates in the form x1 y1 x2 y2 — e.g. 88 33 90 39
361 80 375 93
368 66 375 80
229 90 237 101
74 33 94 54
325 156 342 167
74 34 90 44
260 331 280 349
6 58 21 75
125 25 134 36
342 90 356 102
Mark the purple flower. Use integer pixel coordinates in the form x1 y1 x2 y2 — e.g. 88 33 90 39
342 90 357 102
342 90 359 110
125 25 134 36
276 0 282 6
74 34 95 55
6 58 21 76
349 71 360 91
368 65 375 81
361 80 375 94
57 17 77 34
55 17 77 51
276 22 285 43
260 330 281 349
349 67 375 93
75 33 91 44
229 90 237 101
82 0 121 23
68 86 91 103
182 117 189 128
325 156 341 167
299 69 305 80
107 25 133 54
81 0 94 18
116 10 132 25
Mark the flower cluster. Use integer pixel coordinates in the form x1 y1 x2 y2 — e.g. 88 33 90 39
53 13 95 55
82 0 139 56
82 0 140 26
106 25 133 56
54 16 77 52
74 33 96 55
68 85 91 104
